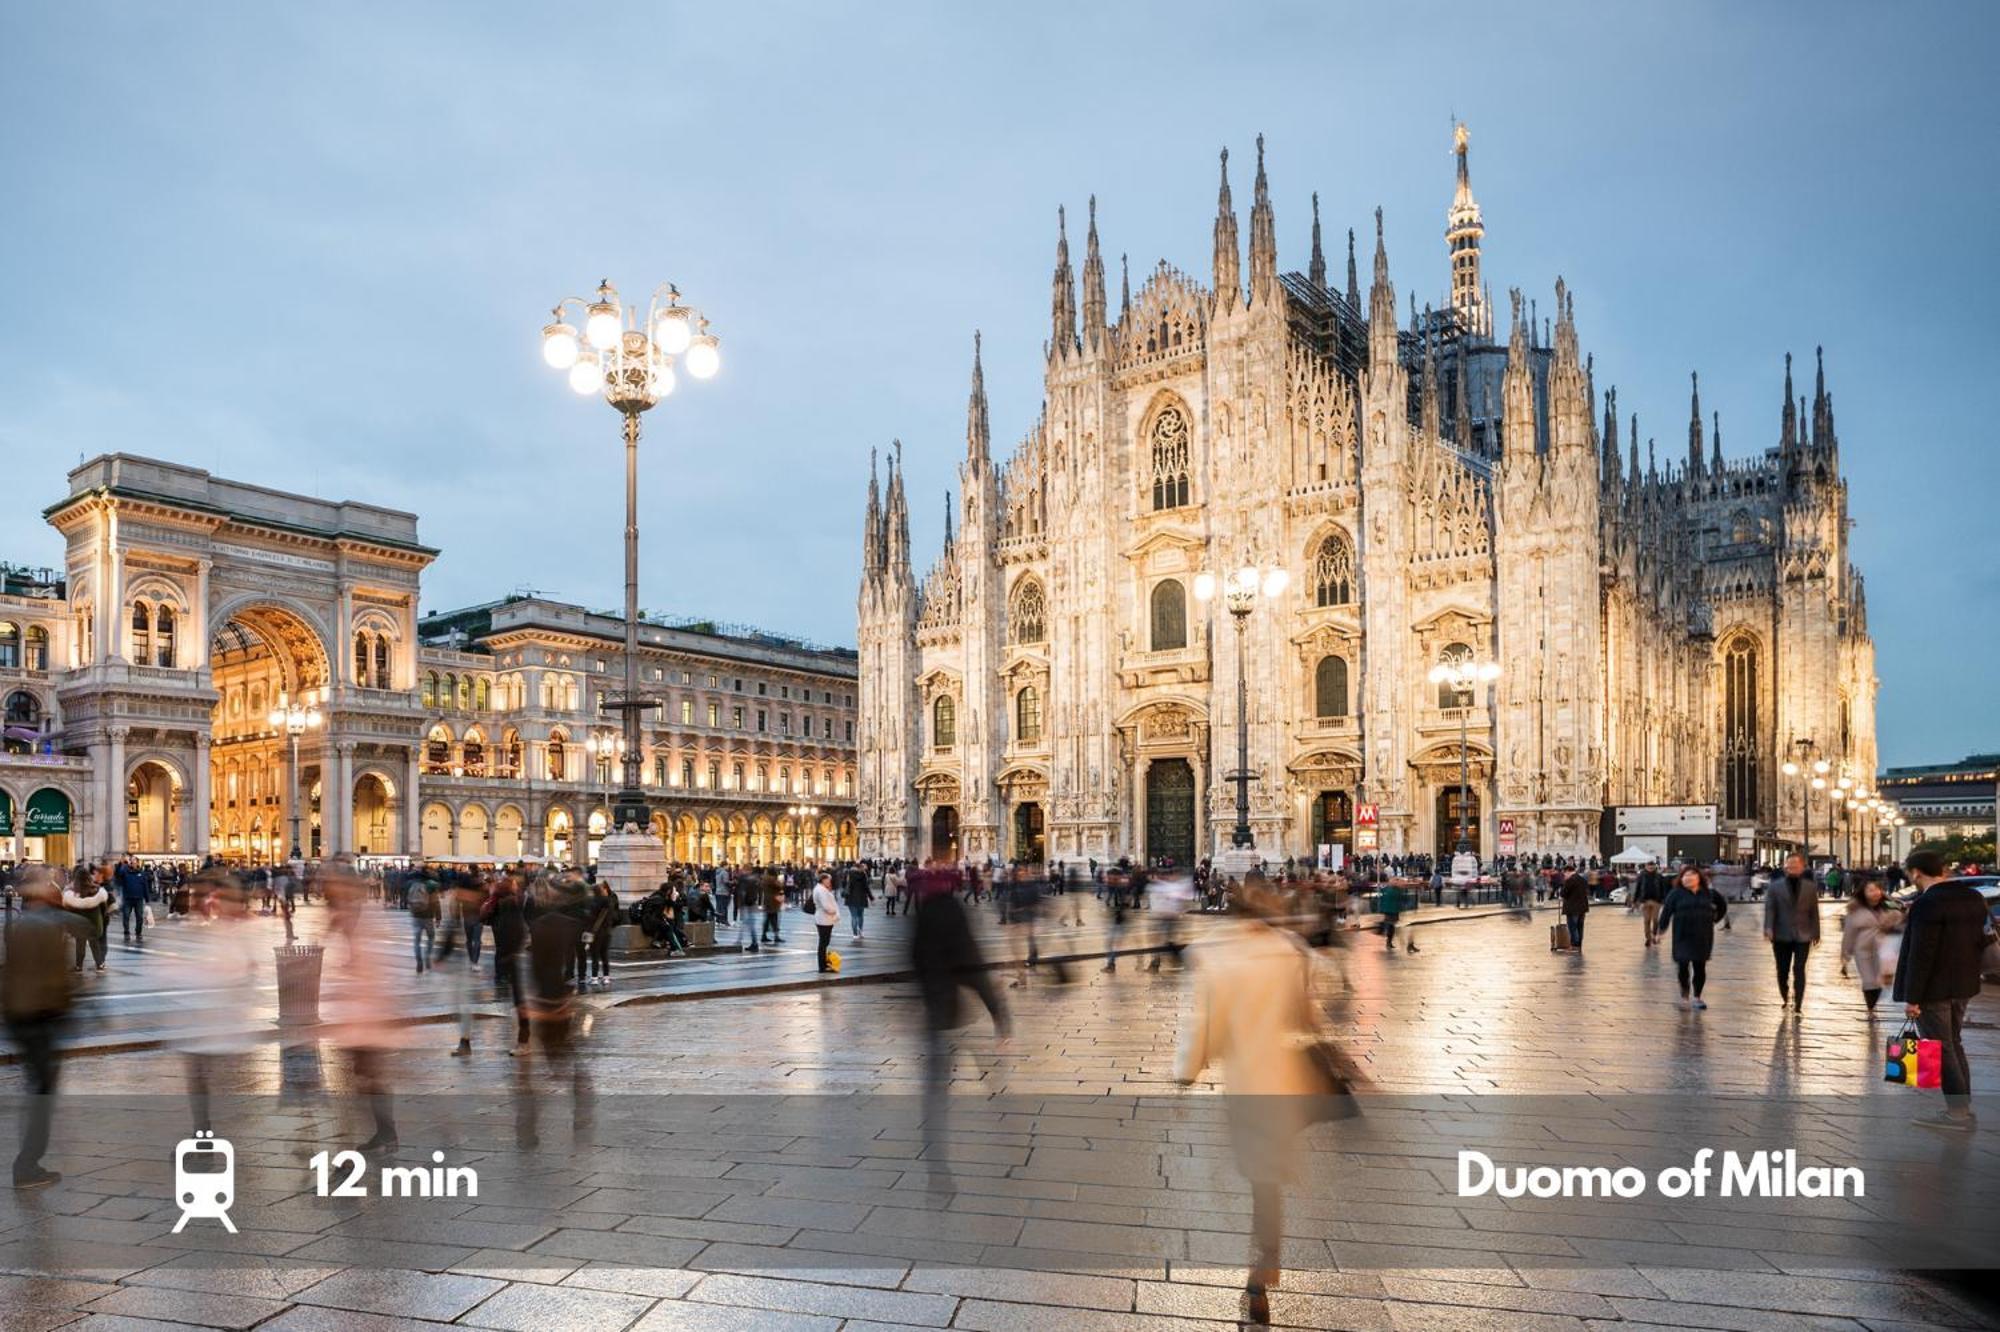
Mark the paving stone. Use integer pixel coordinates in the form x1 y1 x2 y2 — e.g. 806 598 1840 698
560 1262 704 1299
688 1241 908 1287
903 1264 1135 1311
285 1233 482 1273
289 1266 504 1320
258 1308 464 1331
1607 1296 1911 1330
705 1196 871 1233
1380 1275 1618 1319
1384 1302 1591 1332
629 1300 838 1332
688 1271 957 1325
459 1280 658 1331
81 1283 292 1329
1637 1272 1978 1324
451 1247 589 1283
528 1228 706 1269
950 1297 1233 1332
117 1251 340 1300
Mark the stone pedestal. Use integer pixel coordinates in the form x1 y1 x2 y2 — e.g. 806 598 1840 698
596 827 668 911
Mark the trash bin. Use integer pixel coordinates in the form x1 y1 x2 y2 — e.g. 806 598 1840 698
273 943 324 1027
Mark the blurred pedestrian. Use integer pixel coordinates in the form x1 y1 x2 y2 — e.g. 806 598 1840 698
1764 853 1820 1013
1657 865 1726 1010
910 861 1008 1194
1839 875 1902 1019
3 869 91 1188
61 865 111 972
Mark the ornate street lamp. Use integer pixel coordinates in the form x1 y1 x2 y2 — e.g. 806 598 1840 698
1426 654 1501 856
1780 739 1830 860
542 280 720 853
1193 563 1289 851
788 803 821 862
267 690 322 863
583 731 626 862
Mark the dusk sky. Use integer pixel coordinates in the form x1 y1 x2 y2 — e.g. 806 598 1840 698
1 3 1992 767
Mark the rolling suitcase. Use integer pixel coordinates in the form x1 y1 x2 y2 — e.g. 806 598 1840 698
1550 922 1571 952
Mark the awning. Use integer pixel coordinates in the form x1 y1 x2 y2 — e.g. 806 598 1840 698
24 788 70 836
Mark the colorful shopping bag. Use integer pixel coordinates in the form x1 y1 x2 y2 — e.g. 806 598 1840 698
1883 1022 1942 1088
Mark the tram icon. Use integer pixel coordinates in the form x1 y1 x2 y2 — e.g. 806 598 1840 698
171 1131 237 1233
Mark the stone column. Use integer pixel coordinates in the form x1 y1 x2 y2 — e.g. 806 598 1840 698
405 746 423 857
105 726 129 859
331 741 354 855
193 734 212 858
192 560 212 670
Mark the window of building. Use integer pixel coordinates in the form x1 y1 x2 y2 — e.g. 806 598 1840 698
4 690 40 728
845 720 854 743
1312 532 1355 607
681 758 694 788
755 762 768 791
375 637 388 689
933 695 956 749
706 674 717 688
779 765 791 793
681 671 691 685
1010 578 1047 644
655 756 668 786
475 677 490 710
757 681 767 695
780 714 791 735
0 622 17 670
1314 655 1349 718
24 625 48 672
547 734 566 781
153 604 176 667
130 603 152 665
681 698 693 725
756 709 767 732
354 633 372 688
1436 643 1474 709
733 678 742 692
1149 404 1192 510
424 672 439 709
1150 579 1187 651
707 760 720 789
731 705 744 729
1723 635 1759 822
707 702 719 727
1016 685 1042 743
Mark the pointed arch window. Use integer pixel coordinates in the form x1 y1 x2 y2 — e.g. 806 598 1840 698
354 632 372 688
933 695 956 750
1150 579 1187 651
1016 684 1043 744
1314 656 1349 719
374 635 390 689
1723 635 1759 822
1010 579 1047 645
1149 405 1191 510
1311 532 1355 607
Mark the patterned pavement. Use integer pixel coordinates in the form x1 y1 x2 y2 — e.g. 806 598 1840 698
0 900 1995 1330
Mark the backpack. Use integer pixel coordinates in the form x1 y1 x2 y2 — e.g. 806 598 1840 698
407 881 434 918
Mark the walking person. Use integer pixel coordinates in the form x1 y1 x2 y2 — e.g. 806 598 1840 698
1657 865 1727 1009
812 871 840 973
841 862 873 940
485 875 532 1052
1636 863 1667 946
116 857 149 947
1763 853 1821 1012
1175 877 1345 1325
1556 866 1591 953
1892 850 1991 1131
3 868 91 1187
760 869 785 947
1839 875 1903 1019
910 860 1009 1195
583 880 618 989
1376 878 1405 952
406 870 440 974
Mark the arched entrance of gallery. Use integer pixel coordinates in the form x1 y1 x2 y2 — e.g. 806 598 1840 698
127 759 183 854
207 601 331 861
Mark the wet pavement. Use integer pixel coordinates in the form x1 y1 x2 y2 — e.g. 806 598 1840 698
0 900 1994 1330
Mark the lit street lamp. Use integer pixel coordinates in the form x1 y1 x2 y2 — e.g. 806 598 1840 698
542 280 720 844
1426 653 1501 856
583 731 627 863
267 690 321 863
1780 739 1831 861
788 803 821 863
1194 563 1289 851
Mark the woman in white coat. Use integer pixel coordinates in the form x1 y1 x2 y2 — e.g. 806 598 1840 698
1174 879 1340 1324
1840 875 1904 1019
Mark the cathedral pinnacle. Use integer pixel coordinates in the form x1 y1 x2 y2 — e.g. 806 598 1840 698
1346 227 1360 311
1120 252 1131 319
1367 207 1397 367
1213 147 1241 312
1712 410 1723 472
1688 372 1704 475
1049 206 1077 359
1447 120 1488 337
1081 195 1107 350
1781 351 1797 451
1248 133 1279 307
943 491 954 549
863 446 883 575
967 331 990 462
1604 387 1621 485
1308 191 1326 288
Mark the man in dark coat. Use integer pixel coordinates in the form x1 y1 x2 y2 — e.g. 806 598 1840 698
910 862 1008 1190
1556 870 1591 952
1763 853 1822 1012
3 869 91 1187
1893 850 1992 1131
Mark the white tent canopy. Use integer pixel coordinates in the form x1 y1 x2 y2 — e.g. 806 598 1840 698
1611 846 1660 865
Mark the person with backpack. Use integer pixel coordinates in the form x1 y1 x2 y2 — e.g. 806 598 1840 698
406 870 440 974
1657 865 1728 1009
1636 864 1668 946
841 863 874 940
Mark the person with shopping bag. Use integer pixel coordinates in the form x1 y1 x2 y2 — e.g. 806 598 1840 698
1891 850 1990 1132
1839 874 1903 1020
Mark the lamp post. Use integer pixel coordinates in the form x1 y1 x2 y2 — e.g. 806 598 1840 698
542 280 720 844
1426 653 1501 856
583 731 626 864
267 690 321 863
1780 739 1830 861
1193 563 1289 852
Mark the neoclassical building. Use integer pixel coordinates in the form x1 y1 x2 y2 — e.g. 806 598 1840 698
0 454 856 867
855 129 1878 866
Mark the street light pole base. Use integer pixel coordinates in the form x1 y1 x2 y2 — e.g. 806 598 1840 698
596 827 668 905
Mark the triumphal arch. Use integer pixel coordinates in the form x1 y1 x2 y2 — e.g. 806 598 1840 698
46 455 434 861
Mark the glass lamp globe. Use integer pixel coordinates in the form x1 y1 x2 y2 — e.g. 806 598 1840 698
585 301 622 351
649 357 677 398
541 322 579 369
1193 572 1217 602
1782 761 1799 776
568 356 604 395
1811 776 1826 790
685 334 720 380
654 307 693 354
1813 759 1831 775
1261 567 1290 597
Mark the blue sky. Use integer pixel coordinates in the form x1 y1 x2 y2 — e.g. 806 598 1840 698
0 2 1992 766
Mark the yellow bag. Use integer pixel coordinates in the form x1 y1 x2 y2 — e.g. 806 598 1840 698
825 948 841 973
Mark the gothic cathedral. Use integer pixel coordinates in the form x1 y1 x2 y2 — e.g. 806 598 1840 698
855 129 1877 867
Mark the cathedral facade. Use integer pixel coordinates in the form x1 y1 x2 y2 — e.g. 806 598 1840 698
855 130 1877 867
